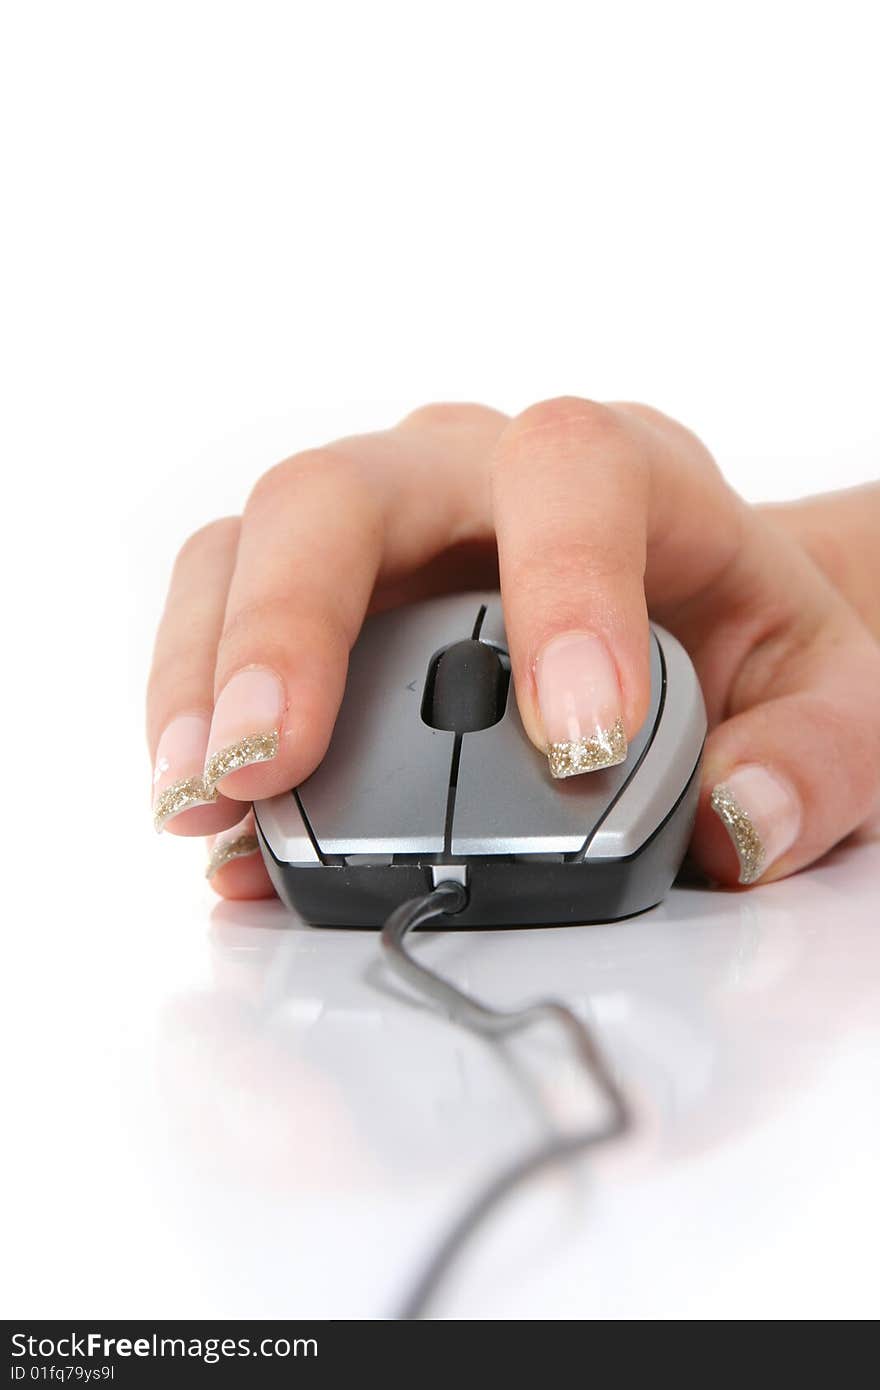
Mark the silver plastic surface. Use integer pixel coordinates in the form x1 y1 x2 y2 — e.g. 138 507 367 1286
292 596 467 855
254 790 321 866
255 594 706 866
430 864 469 888
451 598 664 855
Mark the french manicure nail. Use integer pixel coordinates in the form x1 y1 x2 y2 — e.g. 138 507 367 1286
535 631 627 778
204 667 284 793
152 712 217 832
710 764 801 884
206 812 261 880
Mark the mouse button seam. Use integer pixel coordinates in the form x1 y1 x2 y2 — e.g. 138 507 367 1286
291 786 329 865
470 603 488 640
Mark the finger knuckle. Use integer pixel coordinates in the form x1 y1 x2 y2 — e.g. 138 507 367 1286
810 686 880 804
246 450 325 510
219 590 352 661
503 539 640 609
174 516 240 571
219 593 288 649
247 444 365 512
494 397 635 475
516 395 620 441
216 594 303 675
400 401 504 433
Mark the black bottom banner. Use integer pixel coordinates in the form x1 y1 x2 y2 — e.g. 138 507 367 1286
3 1319 551 1383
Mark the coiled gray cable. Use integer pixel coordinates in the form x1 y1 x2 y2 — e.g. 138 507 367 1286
380 882 631 1319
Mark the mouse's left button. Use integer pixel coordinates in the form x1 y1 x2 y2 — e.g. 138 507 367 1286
254 791 321 865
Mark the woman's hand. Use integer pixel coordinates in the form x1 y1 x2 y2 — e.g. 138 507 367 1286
147 400 880 899
761 483 880 643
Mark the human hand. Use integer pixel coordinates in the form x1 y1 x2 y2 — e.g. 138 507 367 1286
761 483 880 643
147 400 880 899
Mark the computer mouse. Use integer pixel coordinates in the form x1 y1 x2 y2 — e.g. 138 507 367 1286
254 592 707 927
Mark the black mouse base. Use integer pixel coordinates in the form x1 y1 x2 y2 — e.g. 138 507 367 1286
257 757 701 929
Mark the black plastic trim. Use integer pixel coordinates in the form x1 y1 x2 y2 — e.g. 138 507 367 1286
256 745 703 930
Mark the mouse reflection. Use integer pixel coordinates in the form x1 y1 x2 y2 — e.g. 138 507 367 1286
156 833 880 1198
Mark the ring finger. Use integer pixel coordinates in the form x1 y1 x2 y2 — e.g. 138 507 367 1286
147 517 246 835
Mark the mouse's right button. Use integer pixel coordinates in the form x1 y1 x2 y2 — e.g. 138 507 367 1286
583 626 706 860
449 628 663 857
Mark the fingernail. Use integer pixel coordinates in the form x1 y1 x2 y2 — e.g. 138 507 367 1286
152 712 217 832
206 812 261 880
710 764 801 884
204 667 284 793
535 631 627 778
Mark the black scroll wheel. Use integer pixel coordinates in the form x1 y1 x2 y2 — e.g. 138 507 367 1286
421 640 511 733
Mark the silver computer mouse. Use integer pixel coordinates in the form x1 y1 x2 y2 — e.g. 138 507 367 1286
254 591 706 927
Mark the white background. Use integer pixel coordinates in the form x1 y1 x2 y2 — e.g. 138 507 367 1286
1 1 878 1320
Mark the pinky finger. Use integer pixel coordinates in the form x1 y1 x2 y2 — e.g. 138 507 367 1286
205 811 275 900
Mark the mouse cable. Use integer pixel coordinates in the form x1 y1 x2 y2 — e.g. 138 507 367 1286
380 882 632 1320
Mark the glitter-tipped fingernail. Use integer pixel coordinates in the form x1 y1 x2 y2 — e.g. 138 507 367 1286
206 812 261 880
204 667 284 793
710 764 801 884
152 713 217 831
535 631 628 779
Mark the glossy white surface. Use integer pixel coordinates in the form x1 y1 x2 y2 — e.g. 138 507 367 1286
5 830 879 1319
5 2 880 1322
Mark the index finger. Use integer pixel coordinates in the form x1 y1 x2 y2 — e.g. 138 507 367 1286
201 406 505 803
